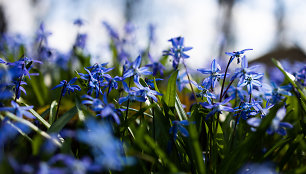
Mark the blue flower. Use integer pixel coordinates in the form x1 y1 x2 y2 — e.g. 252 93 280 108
234 102 258 121
294 65 306 86
238 73 263 95
145 78 163 89
123 55 152 83
247 106 293 136
238 162 277 174
102 21 120 40
169 120 190 140
225 48 253 64
118 82 146 104
35 22 52 44
74 33 87 49
79 68 104 97
231 56 260 81
103 75 123 93
12 80 27 99
192 80 216 104
197 59 227 89
73 18 85 27
146 54 165 76
263 82 292 104
0 101 35 119
82 94 122 124
163 36 192 69
176 72 189 92
201 97 234 119
77 119 127 170
46 154 100 173
52 77 81 96
226 86 247 101
134 82 163 102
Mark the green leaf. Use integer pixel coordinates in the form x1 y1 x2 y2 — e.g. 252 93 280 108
32 136 43 155
144 135 178 172
187 106 206 174
75 96 86 121
175 93 188 121
48 106 77 133
49 100 58 124
163 70 178 108
20 101 51 128
2 112 61 147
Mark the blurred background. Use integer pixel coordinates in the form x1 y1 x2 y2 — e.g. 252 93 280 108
0 0 305 68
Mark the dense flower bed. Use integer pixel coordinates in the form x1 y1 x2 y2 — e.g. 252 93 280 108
0 20 305 173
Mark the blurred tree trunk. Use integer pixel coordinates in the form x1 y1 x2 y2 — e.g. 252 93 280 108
0 5 7 34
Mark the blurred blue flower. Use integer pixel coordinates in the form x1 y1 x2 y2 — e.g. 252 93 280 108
52 77 81 96
163 36 192 69
226 86 247 101
0 101 34 119
176 72 189 92
82 95 122 124
238 162 277 174
294 65 306 86
247 106 293 136
102 21 120 40
146 54 165 76
73 18 86 27
47 154 100 173
169 120 190 140
74 33 87 49
263 82 292 104
35 22 52 44
12 80 27 99
77 119 128 171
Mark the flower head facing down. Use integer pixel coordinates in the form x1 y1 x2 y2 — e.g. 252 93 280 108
201 97 234 119
169 120 190 140
225 48 253 64
52 77 81 96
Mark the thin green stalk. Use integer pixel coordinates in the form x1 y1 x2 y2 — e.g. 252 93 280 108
219 56 232 101
183 61 198 103
151 98 156 141
125 77 132 122
2 112 62 147
55 83 66 120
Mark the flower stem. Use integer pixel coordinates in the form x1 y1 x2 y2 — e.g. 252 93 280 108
183 61 198 103
125 77 132 122
215 57 232 144
219 56 232 102
55 83 66 120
